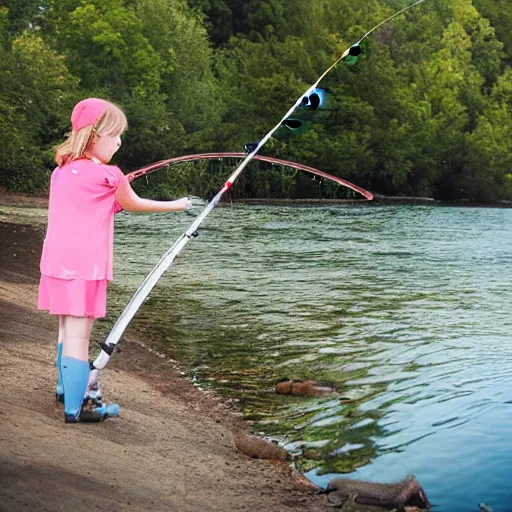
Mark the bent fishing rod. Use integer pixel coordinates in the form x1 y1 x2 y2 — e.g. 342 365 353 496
88 0 427 388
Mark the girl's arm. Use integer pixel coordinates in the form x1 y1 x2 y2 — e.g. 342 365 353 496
115 179 190 213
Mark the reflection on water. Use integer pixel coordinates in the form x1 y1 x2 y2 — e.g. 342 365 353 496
100 204 512 512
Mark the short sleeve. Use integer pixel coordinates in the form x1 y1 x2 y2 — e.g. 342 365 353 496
103 165 128 189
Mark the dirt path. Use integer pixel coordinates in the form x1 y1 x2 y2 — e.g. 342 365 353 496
0 214 326 512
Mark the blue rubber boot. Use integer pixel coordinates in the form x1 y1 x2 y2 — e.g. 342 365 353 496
97 402 120 417
80 400 120 421
56 342 64 403
61 356 92 423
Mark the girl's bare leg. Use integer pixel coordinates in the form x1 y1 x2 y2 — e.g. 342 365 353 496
61 315 93 360
58 315 64 341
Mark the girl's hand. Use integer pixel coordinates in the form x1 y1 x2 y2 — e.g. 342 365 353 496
177 197 192 212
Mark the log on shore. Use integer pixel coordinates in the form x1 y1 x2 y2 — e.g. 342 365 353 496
324 476 430 511
233 431 288 461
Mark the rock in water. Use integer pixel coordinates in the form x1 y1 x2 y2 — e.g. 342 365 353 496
275 379 337 397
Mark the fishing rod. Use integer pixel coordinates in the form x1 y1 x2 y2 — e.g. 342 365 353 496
87 0 427 391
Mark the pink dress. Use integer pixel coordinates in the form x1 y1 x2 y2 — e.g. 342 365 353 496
38 158 127 319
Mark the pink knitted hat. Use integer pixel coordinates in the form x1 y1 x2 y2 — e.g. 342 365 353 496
71 98 109 131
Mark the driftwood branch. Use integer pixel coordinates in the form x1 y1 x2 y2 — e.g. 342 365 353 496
325 476 430 511
232 431 288 461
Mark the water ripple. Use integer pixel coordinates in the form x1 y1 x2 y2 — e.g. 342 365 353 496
101 204 512 511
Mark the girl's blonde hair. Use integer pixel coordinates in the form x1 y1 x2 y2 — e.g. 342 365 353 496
55 101 128 166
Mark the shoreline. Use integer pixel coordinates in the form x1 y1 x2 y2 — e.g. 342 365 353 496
0 212 325 511
4 189 512 208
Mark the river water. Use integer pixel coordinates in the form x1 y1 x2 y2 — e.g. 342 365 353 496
14 202 512 512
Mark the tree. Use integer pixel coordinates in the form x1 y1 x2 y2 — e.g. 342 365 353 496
135 0 224 135
0 0 44 34
0 8 78 191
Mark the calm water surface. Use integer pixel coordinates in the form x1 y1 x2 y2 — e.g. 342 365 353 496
104 204 512 511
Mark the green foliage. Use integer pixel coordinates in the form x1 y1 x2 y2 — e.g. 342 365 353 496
472 0 512 57
2 0 512 203
134 0 224 133
0 8 77 192
0 0 44 35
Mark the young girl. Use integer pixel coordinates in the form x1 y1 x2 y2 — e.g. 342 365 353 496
38 97 191 423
